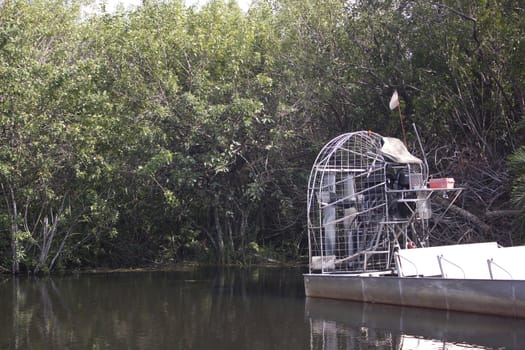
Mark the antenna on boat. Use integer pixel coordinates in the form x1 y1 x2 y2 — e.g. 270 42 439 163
412 123 429 184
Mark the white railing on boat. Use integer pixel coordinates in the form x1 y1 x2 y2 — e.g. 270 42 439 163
394 243 525 280
487 246 525 280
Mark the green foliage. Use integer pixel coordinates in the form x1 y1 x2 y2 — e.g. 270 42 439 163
0 0 523 271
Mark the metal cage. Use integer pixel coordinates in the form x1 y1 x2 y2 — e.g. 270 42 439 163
307 131 432 274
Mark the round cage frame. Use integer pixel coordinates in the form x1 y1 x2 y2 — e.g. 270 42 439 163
307 131 433 274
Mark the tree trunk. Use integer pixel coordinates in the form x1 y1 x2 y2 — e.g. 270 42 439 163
10 219 19 274
3 184 20 274
213 205 225 264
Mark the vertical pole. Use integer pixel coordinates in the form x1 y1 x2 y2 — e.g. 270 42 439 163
398 104 407 146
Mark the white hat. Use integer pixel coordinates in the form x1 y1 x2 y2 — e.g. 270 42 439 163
380 137 422 164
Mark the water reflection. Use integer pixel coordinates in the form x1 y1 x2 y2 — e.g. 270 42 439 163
306 297 525 350
0 268 308 350
2 269 525 350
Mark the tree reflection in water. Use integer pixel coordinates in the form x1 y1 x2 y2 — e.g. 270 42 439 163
0 268 308 350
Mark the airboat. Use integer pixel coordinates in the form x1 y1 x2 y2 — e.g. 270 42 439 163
304 129 525 318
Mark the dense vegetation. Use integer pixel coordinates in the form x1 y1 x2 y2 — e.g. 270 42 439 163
0 0 523 273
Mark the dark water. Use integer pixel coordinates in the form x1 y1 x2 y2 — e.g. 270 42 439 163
0 267 524 350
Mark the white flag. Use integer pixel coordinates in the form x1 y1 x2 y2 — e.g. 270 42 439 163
389 90 399 110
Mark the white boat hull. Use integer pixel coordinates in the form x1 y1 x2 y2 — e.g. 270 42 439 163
304 273 525 318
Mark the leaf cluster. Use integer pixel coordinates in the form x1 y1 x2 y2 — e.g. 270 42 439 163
0 0 523 271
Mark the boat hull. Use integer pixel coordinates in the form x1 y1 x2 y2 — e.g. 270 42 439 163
304 273 525 318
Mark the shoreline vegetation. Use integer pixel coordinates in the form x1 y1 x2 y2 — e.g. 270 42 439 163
77 261 306 275
0 0 523 274
73 255 309 275
5 260 307 276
